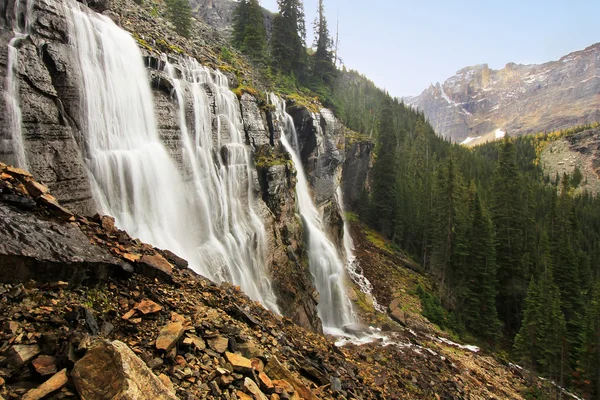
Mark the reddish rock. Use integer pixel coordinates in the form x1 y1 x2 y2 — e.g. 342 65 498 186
37 194 73 220
134 299 162 315
24 180 49 198
22 368 68 400
31 355 58 376
138 254 173 280
155 322 185 352
100 215 115 233
257 371 274 393
244 377 268 400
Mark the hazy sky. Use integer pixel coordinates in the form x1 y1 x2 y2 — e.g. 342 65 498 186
260 0 600 97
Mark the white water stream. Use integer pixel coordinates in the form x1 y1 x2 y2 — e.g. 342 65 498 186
64 1 278 312
270 95 354 330
2 0 33 169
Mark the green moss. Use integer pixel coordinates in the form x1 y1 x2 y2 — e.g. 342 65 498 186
232 84 259 99
346 129 371 147
133 33 154 53
155 39 184 54
286 93 321 113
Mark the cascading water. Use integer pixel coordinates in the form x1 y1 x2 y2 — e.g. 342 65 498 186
2 0 34 169
336 186 385 313
63 0 279 312
164 57 279 312
270 94 354 331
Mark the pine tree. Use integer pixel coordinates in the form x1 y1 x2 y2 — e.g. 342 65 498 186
371 97 397 237
312 0 336 84
165 0 192 37
491 135 526 334
578 281 600 398
429 154 467 304
462 191 501 342
232 0 268 62
272 0 306 78
514 272 566 380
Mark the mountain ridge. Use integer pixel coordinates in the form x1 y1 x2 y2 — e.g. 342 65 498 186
404 42 600 144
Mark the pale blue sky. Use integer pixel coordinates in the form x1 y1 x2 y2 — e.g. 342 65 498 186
261 0 600 97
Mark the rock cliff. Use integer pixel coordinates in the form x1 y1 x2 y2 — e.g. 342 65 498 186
188 0 274 40
405 43 600 143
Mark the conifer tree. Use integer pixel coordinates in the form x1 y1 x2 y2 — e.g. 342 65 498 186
462 191 501 342
312 0 336 84
232 0 268 62
272 0 306 78
491 135 526 334
165 0 192 38
579 281 600 398
371 97 397 237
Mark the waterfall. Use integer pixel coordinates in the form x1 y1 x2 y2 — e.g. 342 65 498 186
2 0 34 169
64 1 279 312
336 186 385 313
164 57 279 312
270 95 354 331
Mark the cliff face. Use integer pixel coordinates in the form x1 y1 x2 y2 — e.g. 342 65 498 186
405 43 600 143
188 0 274 40
0 0 371 333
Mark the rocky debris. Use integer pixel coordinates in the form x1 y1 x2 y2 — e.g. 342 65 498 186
7 344 41 367
22 368 68 400
244 377 269 400
31 355 58 376
207 335 229 354
155 322 185 352
72 340 178 400
541 127 600 195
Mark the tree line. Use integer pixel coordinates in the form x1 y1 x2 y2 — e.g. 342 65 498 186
232 0 337 102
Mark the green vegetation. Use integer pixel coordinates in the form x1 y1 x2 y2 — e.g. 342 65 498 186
165 0 192 37
232 0 268 63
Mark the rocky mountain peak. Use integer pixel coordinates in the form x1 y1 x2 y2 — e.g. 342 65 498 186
405 42 600 144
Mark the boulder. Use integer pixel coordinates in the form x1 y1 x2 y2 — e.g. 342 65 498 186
72 340 177 400
0 202 129 285
138 254 173 281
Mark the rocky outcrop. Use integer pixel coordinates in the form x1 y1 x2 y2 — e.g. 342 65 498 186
541 126 600 195
342 133 373 207
189 0 274 40
0 0 97 215
405 43 600 143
